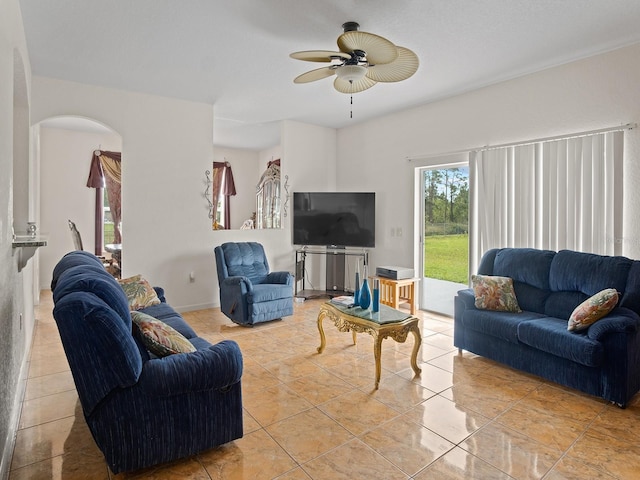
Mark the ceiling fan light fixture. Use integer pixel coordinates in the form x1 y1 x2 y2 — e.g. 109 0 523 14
335 64 367 83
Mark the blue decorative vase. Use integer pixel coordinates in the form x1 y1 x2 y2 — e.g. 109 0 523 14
359 277 371 309
372 278 380 312
353 263 360 305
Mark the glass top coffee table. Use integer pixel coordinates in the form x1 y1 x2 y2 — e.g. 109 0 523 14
317 301 422 389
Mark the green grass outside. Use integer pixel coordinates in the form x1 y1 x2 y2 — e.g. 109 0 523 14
104 223 115 244
424 234 469 284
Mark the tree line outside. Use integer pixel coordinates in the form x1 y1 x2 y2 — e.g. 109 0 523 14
423 167 469 284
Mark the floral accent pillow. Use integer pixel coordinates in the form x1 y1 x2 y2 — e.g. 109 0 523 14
568 288 619 332
471 275 522 312
131 311 196 357
118 274 161 311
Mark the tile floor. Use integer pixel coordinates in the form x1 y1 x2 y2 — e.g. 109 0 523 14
8 291 640 479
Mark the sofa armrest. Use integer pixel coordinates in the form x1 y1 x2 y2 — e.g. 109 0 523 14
221 276 253 294
587 308 640 341
138 340 243 395
456 289 477 310
153 286 166 303
266 271 293 286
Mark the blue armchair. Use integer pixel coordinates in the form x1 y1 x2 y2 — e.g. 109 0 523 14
215 242 294 325
51 251 243 473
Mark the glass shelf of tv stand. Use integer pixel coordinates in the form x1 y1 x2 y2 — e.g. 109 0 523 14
294 247 369 299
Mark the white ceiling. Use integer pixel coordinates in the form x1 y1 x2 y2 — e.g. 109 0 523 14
20 0 640 150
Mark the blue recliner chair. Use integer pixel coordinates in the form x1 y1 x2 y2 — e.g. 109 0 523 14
215 242 294 325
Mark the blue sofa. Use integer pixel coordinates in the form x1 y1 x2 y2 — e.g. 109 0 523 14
51 251 244 473
454 248 640 407
214 242 294 325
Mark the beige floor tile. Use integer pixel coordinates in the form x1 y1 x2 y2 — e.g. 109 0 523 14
301 438 408 480
284 369 355 405
198 429 297 480
11 416 97 470
18 390 79 429
318 389 400 436
112 457 212 479
589 401 640 446
266 408 353 463
495 401 588 452
13 296 640 479
273 467 312 479
370 373 435 412
565 429 640 479
398 362 454 393
243 384 313 427
544 456 618 480
361 415 454 476
414 446 513 480
405 394 490 444
263 355 324 383
8 452 110 480
24 371 75 401
460 422 562 479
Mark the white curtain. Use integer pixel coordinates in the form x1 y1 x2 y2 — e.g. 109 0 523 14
469 131 624 274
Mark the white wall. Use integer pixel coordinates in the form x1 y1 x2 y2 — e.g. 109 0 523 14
31 80 337 310
0 0 34 475
337 43 640 273
38 125 122 288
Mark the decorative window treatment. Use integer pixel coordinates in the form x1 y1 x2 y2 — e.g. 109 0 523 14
211 161 236 229
469 131 624 275
87 150 122 252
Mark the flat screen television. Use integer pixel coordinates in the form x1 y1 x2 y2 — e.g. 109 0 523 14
293 192 375 248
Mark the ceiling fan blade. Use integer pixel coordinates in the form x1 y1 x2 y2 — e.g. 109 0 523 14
290 50 351 62
294 67 336 84
366 46 419 83
333 76 377 94
337 31 398 65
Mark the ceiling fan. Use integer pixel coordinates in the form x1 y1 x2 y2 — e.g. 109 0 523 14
290 21 419 94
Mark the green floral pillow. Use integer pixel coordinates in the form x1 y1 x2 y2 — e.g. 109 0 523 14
471 274 522 312
568 288 619 332
131 311 196 357
118 274 161 311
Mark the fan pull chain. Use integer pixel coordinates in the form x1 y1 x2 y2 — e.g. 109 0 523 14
350 95 353 119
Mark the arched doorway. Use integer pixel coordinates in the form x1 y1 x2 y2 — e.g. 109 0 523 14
36 115 122 288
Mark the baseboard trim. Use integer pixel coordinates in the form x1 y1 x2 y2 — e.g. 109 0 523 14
174 301 218 313
0 330 33 479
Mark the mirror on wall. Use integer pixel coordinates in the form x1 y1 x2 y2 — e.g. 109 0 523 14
256 159 281 229
210 147 283 230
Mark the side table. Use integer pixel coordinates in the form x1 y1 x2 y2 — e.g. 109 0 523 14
317 302 422 389
371 276 419 314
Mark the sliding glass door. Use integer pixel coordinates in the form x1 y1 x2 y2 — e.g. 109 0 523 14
419 165 469 315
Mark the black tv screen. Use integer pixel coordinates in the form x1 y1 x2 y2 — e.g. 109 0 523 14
293 192 375 248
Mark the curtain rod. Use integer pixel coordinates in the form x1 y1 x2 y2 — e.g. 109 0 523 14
476 123 636 153
406 123 635 161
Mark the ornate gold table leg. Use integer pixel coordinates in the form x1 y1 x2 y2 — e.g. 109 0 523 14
373 333 383 389
317 309 327 354
409 323 422 376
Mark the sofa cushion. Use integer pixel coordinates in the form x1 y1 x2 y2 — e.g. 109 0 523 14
139 303 198 339
493 248 555 291
568 288 619 332
549 250 632 296
461 309 545 344
545 291 589 320
131 311 196 357
620 260 640 314
517 317 604 367
249 283 293 303
220 242 269 284
118 275 161 310
471 275 521 312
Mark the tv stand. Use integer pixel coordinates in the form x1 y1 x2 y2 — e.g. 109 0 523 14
295 247 369 299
